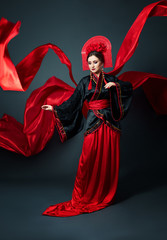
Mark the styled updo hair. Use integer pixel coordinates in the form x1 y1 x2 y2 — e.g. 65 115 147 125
87 51 104 64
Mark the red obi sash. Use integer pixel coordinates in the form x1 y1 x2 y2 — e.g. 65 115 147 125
88 99 110 110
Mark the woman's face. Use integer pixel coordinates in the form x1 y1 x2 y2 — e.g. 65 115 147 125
87 55 103 76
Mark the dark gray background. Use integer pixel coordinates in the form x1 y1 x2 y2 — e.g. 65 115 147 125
0 0 167 240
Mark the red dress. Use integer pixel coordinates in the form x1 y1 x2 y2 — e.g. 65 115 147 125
43 123 120 217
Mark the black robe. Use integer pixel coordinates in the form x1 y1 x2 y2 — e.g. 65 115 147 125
54 74 133 141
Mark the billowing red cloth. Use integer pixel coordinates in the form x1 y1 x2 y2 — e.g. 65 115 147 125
42 123 120 217
0 0 167 156
118 71 167 115
109 0 167 76
0 77 75 156
0 18 76 91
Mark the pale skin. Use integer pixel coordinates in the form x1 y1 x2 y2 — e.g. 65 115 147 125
41 55 116 111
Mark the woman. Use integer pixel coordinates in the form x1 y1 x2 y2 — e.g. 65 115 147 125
0 1 166 218
41 36 133 217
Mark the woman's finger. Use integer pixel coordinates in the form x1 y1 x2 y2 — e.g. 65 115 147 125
41 105 48 109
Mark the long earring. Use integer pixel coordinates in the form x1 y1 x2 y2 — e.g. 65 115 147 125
102 68 104 80
102 68 107 85
88 71 93 90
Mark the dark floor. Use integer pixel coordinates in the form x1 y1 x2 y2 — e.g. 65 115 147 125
1 177 167 240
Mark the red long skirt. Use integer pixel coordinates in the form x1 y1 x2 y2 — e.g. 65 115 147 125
43 123 120 217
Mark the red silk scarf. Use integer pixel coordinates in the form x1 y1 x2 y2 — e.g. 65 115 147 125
0 0 167 156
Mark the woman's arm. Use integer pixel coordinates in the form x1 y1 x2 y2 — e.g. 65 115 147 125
41 78 86 142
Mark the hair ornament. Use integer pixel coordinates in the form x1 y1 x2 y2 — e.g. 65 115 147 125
86 42 107 55
81 36 113 71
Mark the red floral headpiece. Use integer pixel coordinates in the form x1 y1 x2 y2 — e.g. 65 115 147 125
81 36 113 71
86 42 107 55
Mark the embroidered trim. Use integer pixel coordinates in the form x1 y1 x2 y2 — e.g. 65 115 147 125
91 74 104 119
92 78 97 84
53 108 67 143
109 82 124 122
93 109 104 121
105 120 121 133
90 73 103 101
115 82 124 118
84 120 103 136
84 120 121 137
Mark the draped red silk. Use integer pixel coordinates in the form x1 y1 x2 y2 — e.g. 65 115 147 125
0 0 167 156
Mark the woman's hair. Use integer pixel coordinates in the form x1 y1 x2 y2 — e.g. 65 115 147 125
87 51 104 64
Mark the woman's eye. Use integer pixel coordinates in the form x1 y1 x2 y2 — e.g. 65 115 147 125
94 61 98 64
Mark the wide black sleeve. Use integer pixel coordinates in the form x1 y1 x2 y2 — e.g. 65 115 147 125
53 79 86 142
109 76 133 121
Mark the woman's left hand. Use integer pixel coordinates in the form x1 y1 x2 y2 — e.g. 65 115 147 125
41 104 53 111
104 82 116 89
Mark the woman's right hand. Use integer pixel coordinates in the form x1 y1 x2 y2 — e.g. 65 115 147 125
41 105 53 111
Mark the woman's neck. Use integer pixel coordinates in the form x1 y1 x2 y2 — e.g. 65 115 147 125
94 71 102 79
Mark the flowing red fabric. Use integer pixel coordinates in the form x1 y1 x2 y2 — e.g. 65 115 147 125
0 17 76 91
118 71 167 115
43 123 120 217
109 0 167 76
0 0 167 156
0 77 75 156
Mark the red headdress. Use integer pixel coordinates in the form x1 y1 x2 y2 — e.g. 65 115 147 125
81 36 113 71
